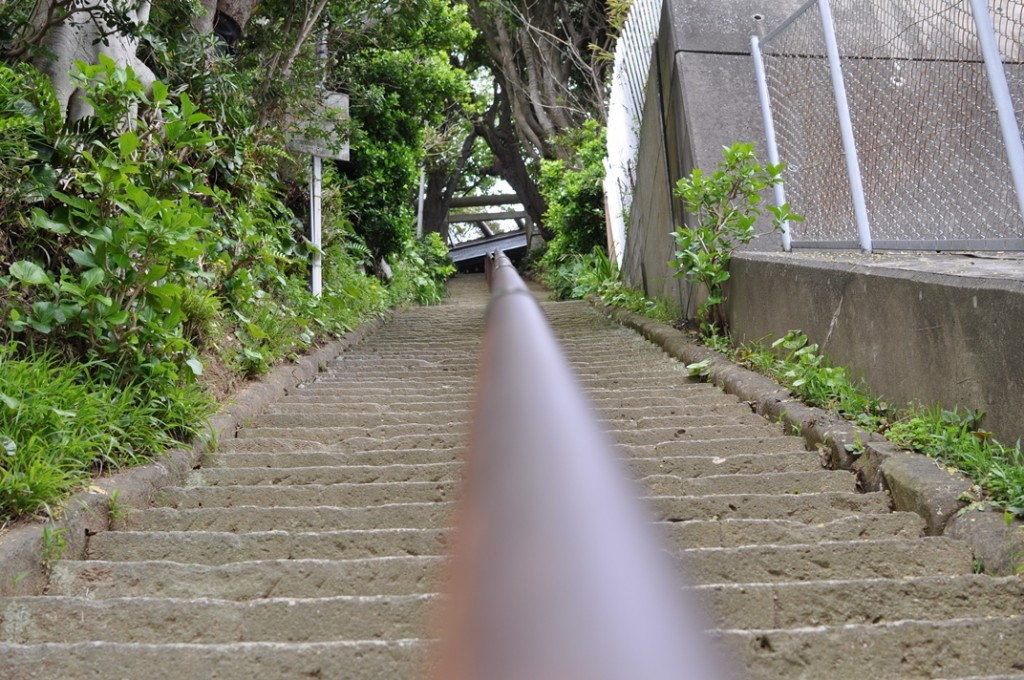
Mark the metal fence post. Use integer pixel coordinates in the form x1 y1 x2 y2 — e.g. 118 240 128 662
969 0 1024 226
751 35 793 252
817 0 873 253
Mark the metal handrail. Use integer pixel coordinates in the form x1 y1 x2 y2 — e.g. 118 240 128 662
434 251 728 680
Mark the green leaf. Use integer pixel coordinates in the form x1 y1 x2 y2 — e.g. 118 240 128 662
69 249 97 268
185 358 204 377
151 80 168 104
52 190 99 217
245 322 269 340
118 131 140 156
0 393 21 410
10 261 51 286
31 208 69 234
82 267 105 290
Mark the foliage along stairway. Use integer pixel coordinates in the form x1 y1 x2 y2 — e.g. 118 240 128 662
0 273 1022 679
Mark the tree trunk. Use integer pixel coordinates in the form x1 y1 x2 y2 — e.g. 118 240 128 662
421 129 479 241
474 86 550 240
26 0 156 119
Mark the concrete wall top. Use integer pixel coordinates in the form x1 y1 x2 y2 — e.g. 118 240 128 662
663 0 809 55
728 251 1024 445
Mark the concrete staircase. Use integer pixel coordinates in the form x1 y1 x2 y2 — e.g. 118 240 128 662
1 274 1022 679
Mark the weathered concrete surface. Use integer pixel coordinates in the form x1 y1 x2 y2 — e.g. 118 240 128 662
701 574 1024 629
2 274 1021 679
595 296 1024 576
946 509 1024 576
880 453 973 536
727 251 1024 446
0 641 427 680
50 557 445 599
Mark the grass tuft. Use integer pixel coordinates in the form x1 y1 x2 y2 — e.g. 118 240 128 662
0 342 215 521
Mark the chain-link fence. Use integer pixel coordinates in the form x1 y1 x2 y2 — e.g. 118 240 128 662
605 0 662 265
754 0 1024 251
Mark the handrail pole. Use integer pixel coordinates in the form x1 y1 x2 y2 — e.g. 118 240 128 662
434 251 728 680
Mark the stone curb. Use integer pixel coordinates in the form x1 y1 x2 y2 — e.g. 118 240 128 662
0 314 390 596
592 299 1023 575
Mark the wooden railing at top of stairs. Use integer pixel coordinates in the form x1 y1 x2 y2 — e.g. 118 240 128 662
434 251 731 680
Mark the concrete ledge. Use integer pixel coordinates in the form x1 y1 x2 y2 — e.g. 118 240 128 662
593 300 1024 574
0 314 388 596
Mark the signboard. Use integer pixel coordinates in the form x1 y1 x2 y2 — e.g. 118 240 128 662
286 91 350 161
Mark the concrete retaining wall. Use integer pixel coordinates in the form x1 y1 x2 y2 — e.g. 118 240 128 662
622 0 1024 445
726 252 1024 445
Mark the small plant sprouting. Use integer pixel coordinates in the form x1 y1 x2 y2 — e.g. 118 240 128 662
686 358 713 381
107 488 128 523
670 142 801 335
41 525 66 568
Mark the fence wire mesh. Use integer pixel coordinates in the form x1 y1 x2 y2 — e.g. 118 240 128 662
605 0 662 263
760 0 1024 249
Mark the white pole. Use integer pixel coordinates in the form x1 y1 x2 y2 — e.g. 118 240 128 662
818 0 872 253
969 0 1024 226
751 35 793 252
310 155 323 297
309 22 327 298
417 167 426 239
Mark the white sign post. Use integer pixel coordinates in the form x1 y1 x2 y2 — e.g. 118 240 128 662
286 91 350 297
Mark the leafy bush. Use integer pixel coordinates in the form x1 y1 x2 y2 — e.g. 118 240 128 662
0 62 60 230
739 331 890 430
388 233 457 306
736 331 1024 518
0 342 212 520
671 142 800 334
538 120 608 266
542 246 676 323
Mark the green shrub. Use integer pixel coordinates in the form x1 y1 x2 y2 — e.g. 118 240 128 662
671 142 800 334
539 120 608 265
0 342 213 520
542 246 676 324
388 233 457 306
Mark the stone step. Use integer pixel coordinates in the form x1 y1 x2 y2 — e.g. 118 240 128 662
307 376 474 387
0 641 425 680
640 470 855 496
629 452 822 477
614 413 771 429
188 462 462 486
252 412 472 429
86 529 448 564
281 386 470 400
236 430 466 451
620 437 809 458
595 404 758 419
155 482 456 509
49 557 445 600
267 400 472 415
251 410 767 431
0 595 434 644
650 491 892 523
684 537 973 584
700 574 1024 630
719 616 1024 680
609 424 784 446
657 513 924 549
208 449 461 469
122 503 456 533
236 422 468 445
